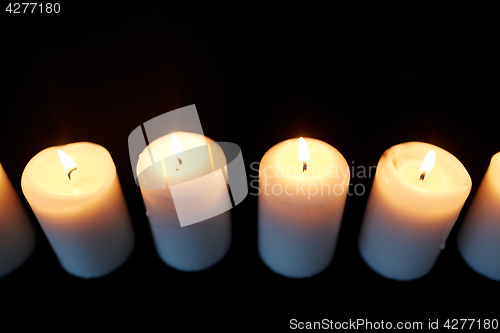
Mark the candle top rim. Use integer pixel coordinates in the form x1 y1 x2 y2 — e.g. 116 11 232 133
382 141 471 194
21 141 116 201
136 131 214 174
260 137 350 181
136 132 229 195
258 137 350 205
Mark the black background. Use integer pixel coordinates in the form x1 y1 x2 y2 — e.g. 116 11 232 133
1 2 498 330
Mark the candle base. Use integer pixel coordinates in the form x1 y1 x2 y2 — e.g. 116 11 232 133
457 210 500 281
55 217 135 280
149 210 231 272
458 240 500 281
358 242 433 281
257 245 332 279
358 206 441 281
257 197 340 279
57 231 134 280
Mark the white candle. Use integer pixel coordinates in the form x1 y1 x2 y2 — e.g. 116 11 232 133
358 142 471 280
21 142 135 279
457 152 500 280
137 131 232 272
258 137 350 278
0 162 36 277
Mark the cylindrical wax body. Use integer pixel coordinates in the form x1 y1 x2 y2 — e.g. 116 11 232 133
137 132 231 272
359 142 471 280
258 138 350 278
22 142 135 279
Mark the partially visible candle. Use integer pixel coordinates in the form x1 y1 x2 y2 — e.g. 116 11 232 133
458 152 500 280
0 162 36 277
359 142 471 280
21 142 135 279
258 137 350 278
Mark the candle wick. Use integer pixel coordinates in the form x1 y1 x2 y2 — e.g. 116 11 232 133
302 161 307 172
68 167 78 180
419 171 426 182
175 157 183 171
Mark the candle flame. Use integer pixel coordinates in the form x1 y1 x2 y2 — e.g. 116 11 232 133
419 150 436 182
57 149 78 180
172 133 183 167
299 137 310 172
172 134 182 155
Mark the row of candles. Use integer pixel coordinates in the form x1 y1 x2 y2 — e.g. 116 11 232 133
0 132 499 281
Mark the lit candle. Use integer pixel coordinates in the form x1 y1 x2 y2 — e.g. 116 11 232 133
457 152 500 280
258 137 350 278
137 132 232 272
358 142 471 280
0 162 36 277
21 142 135 279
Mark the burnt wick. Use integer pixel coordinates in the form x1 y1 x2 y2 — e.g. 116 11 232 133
68 167 78 180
